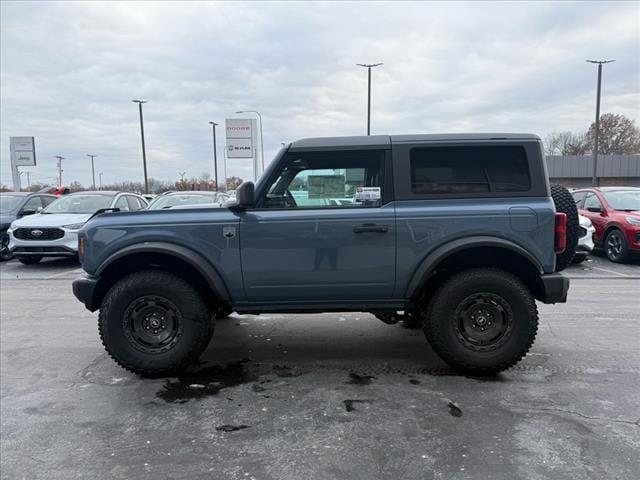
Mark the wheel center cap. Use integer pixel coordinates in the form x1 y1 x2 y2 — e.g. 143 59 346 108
476 316 487 326
150 318 160 328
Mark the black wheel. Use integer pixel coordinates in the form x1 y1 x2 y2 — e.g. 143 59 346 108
604 229 629 263
402 311 422 329
571 251 588 264
0 232 12 262
423 268 538 374
18 256 42 265
550 184 579 271
216 305 233 319
98 270 214 376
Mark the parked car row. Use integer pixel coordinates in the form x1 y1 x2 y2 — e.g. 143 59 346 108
0 190 234 264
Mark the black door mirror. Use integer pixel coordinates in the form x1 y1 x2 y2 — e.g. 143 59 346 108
229 181 255 210
587 206 602 213
18 209 38 218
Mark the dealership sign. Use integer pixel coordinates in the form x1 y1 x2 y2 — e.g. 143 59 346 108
225 119 255 159
10 136 36 166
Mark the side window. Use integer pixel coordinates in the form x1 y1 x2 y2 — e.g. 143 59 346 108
114 196 129 211
572 191 587 209
127 196 143 211
260 151 385 209
22 196 44 212
40 196 56 207
583 193 603 211
410 146 531 195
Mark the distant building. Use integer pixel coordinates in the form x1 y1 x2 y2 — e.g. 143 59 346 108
546 154 640 188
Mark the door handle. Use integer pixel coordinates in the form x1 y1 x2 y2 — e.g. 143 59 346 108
353 224 388 234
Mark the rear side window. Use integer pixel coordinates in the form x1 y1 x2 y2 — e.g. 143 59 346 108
410 146 531 195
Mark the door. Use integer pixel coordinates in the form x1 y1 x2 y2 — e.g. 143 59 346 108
239 149 396 303
582 192 607 244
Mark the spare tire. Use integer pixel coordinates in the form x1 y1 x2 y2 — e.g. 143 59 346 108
550 183 579 271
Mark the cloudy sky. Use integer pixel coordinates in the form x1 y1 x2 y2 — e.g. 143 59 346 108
1 0 638 189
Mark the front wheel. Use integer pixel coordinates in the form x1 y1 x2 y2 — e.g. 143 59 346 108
604 229 629 263
98 270 214 376
423 268 538 374
0 233 13 261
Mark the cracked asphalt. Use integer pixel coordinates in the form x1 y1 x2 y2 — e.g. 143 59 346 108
1 256 639 480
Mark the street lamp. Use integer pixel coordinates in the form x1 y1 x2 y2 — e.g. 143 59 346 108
99 172 103 190
87 154 97 190
236 110 265 173
209 122 219 191
586 60 615 187
132 99 149 194
356 63 383 135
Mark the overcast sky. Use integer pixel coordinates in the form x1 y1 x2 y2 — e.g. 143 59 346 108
1 0 639 189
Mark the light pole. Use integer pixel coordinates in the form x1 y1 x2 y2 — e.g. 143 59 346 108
99 172 103 190
87 154 97 190
586 59 615 187
209 122 219 191
236 110 264 173
55 156 64 187
132 99 149 193
356 63 383 135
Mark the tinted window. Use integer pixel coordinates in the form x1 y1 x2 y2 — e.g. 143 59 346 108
572 191 587 208
261 151 384 209
127 196 143 211
40 196 56 207
583 193 602 210
22 196 43 212
115 196 129 211
410 146 530 195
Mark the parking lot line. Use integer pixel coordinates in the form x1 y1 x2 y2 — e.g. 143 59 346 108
591 266 631 277
45 268 83 280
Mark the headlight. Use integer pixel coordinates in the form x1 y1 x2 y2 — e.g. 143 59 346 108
63 223 85 230
7 223 16 234
625 216 640 227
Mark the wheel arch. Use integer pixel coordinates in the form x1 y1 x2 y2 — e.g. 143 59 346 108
92 242 230 311
405 236 545 302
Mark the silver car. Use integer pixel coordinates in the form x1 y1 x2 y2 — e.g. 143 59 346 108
7 191 148 264
146 191 230 210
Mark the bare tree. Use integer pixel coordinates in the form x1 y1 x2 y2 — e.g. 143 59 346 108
586 113 640 155
544 131 589 156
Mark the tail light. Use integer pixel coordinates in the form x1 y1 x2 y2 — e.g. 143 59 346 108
554 213 567 254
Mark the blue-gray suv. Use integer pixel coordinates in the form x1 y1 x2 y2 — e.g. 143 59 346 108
73 134 572 376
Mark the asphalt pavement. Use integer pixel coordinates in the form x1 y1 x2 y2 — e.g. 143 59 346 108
1 255 639 480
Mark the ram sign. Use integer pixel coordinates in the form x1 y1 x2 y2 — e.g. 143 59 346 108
225 119 254 159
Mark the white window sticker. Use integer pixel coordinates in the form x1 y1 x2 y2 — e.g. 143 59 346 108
355 187 381 202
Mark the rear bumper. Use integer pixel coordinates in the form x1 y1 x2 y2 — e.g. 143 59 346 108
538 273 570 304
72 275 100 311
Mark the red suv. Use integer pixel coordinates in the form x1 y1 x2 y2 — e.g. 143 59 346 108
572 187 640 263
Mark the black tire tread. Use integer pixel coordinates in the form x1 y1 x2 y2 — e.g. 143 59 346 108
98 270 213 376
551 183 579 271
423 268 538 374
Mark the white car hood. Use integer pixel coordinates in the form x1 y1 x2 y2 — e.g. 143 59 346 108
11 212 92 228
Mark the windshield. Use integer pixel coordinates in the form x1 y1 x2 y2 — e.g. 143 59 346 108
0 195 24 213
148 194 217 210
42 194 113 214
602 190 640 211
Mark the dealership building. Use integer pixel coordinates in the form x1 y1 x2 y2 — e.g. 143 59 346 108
546 154 640 188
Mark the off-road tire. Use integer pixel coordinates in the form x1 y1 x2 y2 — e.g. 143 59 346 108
18 256 42 265
402 311 422 329
604 229 629 263
423 268 538 374
98 270 214 376
551 183 579 271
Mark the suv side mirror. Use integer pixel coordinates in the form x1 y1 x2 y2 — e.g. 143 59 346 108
587 206 602 213
229 181 254 210
18 209 38 218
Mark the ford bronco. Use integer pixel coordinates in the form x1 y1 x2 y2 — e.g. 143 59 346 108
72 134 573 375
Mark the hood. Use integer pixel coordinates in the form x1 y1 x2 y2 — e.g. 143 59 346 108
11 212 93 228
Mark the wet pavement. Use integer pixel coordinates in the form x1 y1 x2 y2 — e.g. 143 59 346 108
1 256 639 479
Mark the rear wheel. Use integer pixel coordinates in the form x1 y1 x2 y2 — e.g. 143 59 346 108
550 183 579 271
604 229 629 263
423 268 538 374
18 256 42 265
98 270 214 376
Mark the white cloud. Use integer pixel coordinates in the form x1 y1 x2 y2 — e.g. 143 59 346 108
1 0 638 189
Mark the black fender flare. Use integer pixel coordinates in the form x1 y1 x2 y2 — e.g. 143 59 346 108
404 236 544 298
95 242 231 303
